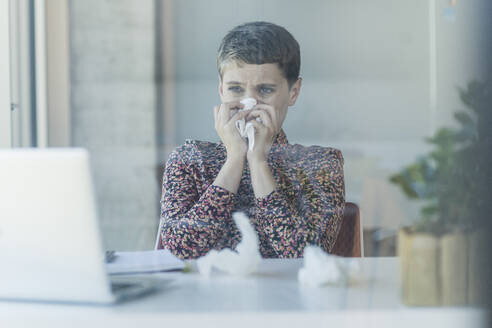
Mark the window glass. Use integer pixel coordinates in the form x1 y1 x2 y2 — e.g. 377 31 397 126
65 0 487 255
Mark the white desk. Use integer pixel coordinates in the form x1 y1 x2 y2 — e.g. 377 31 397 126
0 257 486 328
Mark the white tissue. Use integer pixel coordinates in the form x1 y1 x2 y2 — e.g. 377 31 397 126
235 98 257 151
298 245 361 287
197 212 262 276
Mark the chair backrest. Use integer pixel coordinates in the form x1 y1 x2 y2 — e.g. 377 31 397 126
332 202 362 257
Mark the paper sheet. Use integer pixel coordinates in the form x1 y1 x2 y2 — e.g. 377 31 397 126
105 250 185 275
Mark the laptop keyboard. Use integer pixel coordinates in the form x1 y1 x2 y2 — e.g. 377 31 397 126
111 282 138 293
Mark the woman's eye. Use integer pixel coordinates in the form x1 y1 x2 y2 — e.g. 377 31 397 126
259 87 274 95
228 86 243 93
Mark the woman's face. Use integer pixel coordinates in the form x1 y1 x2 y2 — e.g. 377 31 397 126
219 62 301 131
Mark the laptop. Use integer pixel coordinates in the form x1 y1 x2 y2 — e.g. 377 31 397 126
0 148 158 304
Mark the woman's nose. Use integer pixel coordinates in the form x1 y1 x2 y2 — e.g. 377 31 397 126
243 92 263 104
244 90 256 100
243 89 264 105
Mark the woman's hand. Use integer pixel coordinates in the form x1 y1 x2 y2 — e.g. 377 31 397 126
244 104 280 198
214 101 250 161
246 104 280 164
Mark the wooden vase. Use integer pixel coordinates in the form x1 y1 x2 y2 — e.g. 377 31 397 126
399 228 440 306
398 228 474 306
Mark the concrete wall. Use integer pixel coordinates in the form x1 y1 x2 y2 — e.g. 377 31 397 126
69 0 158 250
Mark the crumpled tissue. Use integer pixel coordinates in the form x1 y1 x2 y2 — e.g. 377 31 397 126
298 245 362 287
235 98 258 151
197 212 262 276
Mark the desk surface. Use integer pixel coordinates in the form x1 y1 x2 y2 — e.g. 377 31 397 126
121 257 400 312
0 257 486 328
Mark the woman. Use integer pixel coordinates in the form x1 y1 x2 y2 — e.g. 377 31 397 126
157 21 345 259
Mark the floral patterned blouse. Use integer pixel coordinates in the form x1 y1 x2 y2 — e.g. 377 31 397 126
157 130 345 259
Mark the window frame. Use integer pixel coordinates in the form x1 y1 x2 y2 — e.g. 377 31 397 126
0 0 12 148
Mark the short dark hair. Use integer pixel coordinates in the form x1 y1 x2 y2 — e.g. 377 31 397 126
217 21 301 86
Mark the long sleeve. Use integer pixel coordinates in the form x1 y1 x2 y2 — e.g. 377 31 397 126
255 150 345 258
158 148 237 259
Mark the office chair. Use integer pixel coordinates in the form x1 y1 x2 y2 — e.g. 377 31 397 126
332 202 362 257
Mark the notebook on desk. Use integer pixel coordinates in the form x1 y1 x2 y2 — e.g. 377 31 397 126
0 148 175 304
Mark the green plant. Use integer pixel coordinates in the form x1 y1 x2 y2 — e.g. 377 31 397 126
390 81 487 234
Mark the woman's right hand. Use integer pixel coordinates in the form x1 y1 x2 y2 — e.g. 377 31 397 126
214 101 250 161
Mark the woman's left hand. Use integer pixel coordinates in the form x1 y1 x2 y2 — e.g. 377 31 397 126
246 104 280 164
